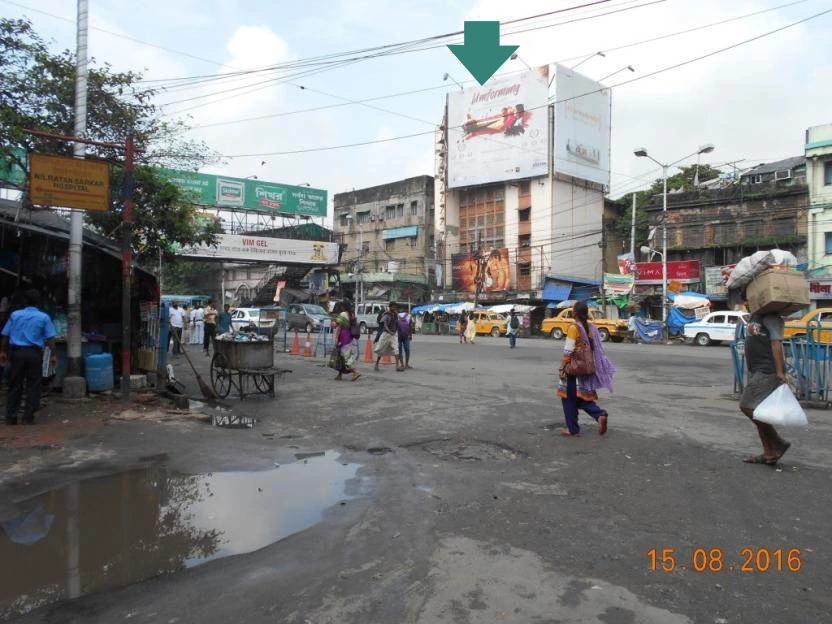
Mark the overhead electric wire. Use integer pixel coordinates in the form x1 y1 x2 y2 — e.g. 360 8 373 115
210 6 831 159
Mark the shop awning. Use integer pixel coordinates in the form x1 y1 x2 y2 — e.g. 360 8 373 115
382 225 418 240
542 281 572 301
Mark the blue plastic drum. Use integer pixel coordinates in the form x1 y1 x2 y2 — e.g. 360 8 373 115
84 353 114 392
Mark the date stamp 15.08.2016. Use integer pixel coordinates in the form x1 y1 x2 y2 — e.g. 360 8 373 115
647 547 803 573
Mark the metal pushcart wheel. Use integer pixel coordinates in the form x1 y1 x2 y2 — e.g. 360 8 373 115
210 352 232 399
253 373 274 396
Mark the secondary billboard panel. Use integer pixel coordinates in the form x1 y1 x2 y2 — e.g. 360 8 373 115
554 64 611 187
177 234 340 265
158 169 327 217
451 248 512 293
447 67 549 189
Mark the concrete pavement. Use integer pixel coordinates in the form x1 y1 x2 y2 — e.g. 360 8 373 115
1 335 830 623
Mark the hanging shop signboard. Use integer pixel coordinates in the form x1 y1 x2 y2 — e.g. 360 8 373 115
634 260 701 285
29 153 110 212
158 168 327 217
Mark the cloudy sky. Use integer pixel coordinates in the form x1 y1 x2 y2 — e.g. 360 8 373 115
3 0 830 208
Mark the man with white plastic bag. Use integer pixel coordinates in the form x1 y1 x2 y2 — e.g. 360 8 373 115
739 310 792 465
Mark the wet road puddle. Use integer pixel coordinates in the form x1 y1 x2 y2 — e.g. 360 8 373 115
0 451 359 618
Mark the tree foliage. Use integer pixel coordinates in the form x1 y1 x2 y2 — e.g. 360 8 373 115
0 18 221 264
613 164 722 251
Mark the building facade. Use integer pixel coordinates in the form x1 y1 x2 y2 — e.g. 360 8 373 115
806 124 832 283
643 157 808 307
333 176 435 279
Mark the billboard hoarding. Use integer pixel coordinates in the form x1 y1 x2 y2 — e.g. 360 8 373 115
634 260 701 285
705 265 735 297
177 234 340 265
159 169 327 217
29 153 110 212
452 248 511 293
447 67 549 189
554 64 611 187
617 252 635 275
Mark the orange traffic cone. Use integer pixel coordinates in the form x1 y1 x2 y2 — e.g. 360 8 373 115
364 335 375 363
303 332 313 357
382 351 393 365
290 330 300 355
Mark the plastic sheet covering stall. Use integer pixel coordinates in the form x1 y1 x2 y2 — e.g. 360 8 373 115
667 306 695 336
634 318 664 343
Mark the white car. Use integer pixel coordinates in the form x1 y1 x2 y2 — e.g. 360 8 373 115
230 308 261 332
684 311 750 346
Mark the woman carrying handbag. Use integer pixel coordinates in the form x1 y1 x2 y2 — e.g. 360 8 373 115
557 301 616 437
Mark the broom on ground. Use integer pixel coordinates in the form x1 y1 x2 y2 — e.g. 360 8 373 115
170 330 218 400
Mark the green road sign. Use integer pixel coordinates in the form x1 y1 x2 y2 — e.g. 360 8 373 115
448 22 518 86
158 168 328 218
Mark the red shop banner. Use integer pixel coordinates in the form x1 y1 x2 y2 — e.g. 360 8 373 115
634 260 701 285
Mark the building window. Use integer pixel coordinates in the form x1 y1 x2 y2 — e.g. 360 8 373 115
339 213 349 227
385 205 396 220
410 200 418 215
519 207 531 222
825 161 832 186
752 174 763 184
397 204 404 218
519 181 530 196
385 239 395 251
774 169 791 181
826 232 832 255
519 264 531 277
361 241 370 255
409 236 418 248
519 234 531 248
357 211 370 224
712 223 734 244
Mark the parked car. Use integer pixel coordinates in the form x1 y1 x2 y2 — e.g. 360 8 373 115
541 308 627 342
783 307 832 343
286 303 331 333
454 310 508 337
356 301 388 334
230 308 262 332
684 311 749 346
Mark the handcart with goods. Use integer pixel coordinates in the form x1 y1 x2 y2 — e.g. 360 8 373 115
210 338 291 400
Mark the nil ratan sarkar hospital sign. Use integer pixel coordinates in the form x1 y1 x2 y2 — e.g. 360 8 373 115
178 234 340 265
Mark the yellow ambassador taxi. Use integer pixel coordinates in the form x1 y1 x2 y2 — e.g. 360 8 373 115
783 307 832 343
455 310 508 337
541 307 628 342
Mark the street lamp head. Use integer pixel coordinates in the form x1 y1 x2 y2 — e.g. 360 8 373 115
443 73 450 81
634 147 648 158
698 143 715 154
639 245 652 255
626 65 635 72
510 53 518 60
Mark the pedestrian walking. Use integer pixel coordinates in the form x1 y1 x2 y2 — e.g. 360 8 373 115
331 302 361 381
739 311 791 465
374 303 404 371
190 303 204 345
627 312 639 343
203 302 218 355
374 305 386 344
0 289 57 425
465 311 477 344
182 306 191 344
168 301 185 355
506 308 520 348
397 308 414 369
557 301 616 437
459 312 468 344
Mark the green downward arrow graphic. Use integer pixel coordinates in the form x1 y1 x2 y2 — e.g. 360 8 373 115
448 21 519 86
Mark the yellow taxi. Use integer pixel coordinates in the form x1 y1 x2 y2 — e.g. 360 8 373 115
541 307 628 342
455 310 508 337
783 307 832 343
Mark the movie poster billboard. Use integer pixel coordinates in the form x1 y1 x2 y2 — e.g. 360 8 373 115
452 248 512 293
554 64 611 187
447 67 549 188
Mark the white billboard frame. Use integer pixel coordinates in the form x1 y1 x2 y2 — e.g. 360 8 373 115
554 64 611 187
177 234 340 265
447 66 550 189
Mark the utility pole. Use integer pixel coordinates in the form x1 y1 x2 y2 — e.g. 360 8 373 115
66 0 88 395
120 135 135 400
629 192 637 257
600 225 608 308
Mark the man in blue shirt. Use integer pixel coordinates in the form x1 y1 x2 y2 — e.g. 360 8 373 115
0 289 57 425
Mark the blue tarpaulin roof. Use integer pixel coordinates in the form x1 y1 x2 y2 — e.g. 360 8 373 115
542 281 572 301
